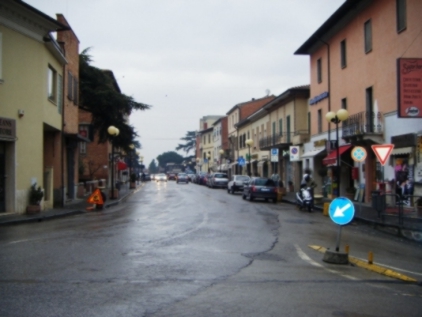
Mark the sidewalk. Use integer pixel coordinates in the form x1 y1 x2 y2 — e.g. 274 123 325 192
0 182 144 226
281 192 422 242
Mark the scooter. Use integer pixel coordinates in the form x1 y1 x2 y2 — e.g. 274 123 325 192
296 186 313 212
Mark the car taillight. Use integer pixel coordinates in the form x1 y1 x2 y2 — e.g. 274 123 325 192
251 186 257 192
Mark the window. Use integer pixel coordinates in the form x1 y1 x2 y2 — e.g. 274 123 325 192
279 119 283 137
286 115 291 143
341 98 347 110
307 112 311 134
79 125 89 154
366 87 374 132
57 75 63 114
48 66 57 102
364 20 372 53
317 58 322 83
397 0 406 32
318 109 322 133
67 71 73 100
340 40 347 68
73 77 78 105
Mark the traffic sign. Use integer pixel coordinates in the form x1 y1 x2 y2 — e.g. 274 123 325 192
328 197 355 225
271 148 279 162
87 188 104 205
238 157 246 166
371 144 394 166
351 146 367 162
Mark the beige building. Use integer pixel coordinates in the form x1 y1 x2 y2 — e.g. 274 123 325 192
232 88 310 186
196 115 223 172
236 108 270 177
226 96 275 176
0 1 68 213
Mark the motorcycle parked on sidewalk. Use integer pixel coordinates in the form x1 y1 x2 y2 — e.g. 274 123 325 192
296 186 313 212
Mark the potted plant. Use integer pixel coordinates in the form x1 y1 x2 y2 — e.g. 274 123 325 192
26 183 44 214
130 173 137 189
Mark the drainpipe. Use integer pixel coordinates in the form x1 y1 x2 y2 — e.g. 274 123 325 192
61 48 66 208
319 38 331 144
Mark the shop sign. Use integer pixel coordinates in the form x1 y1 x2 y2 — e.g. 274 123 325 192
314 139 327 147
309 91 329 105
397 58 422 118
0 117 16 141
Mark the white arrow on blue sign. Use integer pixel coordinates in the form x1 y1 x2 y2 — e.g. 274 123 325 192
238 157 246 166
328 197 355 225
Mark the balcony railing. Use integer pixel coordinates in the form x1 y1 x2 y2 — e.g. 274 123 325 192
259 132 292 149
342 111 384 138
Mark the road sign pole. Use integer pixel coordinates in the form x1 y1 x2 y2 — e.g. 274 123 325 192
335 226 342 252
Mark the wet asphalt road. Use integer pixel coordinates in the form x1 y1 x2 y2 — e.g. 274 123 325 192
0 181 421 317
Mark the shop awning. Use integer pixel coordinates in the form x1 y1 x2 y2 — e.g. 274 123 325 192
391 147 413 156
322 145 352 165
301 148 325 158
117 161 128 171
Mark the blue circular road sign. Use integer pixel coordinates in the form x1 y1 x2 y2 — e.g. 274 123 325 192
328 197 355 225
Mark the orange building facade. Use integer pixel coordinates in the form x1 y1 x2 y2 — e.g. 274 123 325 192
296 0 422 201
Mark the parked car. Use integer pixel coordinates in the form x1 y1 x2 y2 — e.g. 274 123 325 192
187 173 196 182
155 173 167 182
227 175 251 194
196 172 208 185
176 173 189 184
167 172 177 180
242 177 277 203
143 173 151 181
208 172 228 188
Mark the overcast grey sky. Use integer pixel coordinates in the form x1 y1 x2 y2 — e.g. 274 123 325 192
27 0 344 165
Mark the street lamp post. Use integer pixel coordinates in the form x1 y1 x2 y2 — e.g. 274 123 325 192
325 109 349 198
129 144 135 175
107 125 120 199
219 149 224 172
245 139 254 176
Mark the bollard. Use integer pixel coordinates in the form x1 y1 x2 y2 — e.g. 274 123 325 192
345 245 349 254
368 251 373 264
323 202 329 216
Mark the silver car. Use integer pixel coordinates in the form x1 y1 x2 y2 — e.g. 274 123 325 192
155 173 167 182
227 175 250 194
208 172 228 189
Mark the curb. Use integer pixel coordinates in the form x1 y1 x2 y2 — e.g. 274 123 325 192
0 183 145 226
309 245 418 283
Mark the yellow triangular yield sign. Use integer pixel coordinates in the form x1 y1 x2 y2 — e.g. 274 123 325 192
87 188 104 205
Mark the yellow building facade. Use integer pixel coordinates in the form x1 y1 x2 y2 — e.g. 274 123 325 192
0 0 67 213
